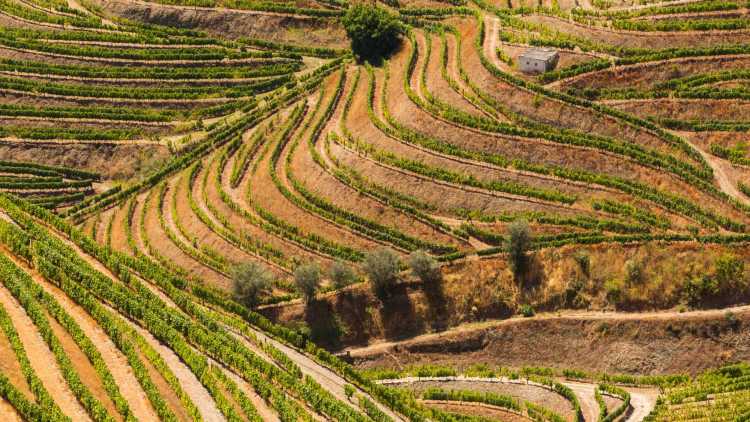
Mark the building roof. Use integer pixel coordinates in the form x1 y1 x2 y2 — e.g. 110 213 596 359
519 48 558 61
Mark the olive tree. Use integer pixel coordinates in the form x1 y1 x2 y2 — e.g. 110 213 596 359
232 262 272 308
409 250 442 286
508 220 532 282
330 259 357 289
364 247 401 300
294 262 321 304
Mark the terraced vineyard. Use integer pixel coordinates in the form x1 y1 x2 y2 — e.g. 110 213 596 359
1 0 750 418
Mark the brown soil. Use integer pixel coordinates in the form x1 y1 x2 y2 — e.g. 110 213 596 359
45 313 124 421
108 202 132 254
422 400 531 421
0 142 169 179
603 394 624 414
606 98 750 122
557 55 750 91
328 140 580 217
138 349 193 422
250 105 386 255
349 304 750 376
422 33 486 117
406 379 575 419
97 0 347 47
0 321 32 400
382 24 732 230
141 179 231 289
0 398 22 422
290 68 466 250
524 14 750 49
126 317 224 422
33 268 159 420
93 207 114 245
205 130 326 265
216 330 281 420
0 283 91 420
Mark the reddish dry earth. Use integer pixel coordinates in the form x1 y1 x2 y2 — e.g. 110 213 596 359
349 305 750 376
607 98 750 122
555 54 750 91
524 14 750 49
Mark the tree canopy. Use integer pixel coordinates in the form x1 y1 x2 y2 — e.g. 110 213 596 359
341 3 404 62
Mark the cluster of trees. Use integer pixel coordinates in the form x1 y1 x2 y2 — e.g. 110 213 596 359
232 248 445 307
684 253 748 306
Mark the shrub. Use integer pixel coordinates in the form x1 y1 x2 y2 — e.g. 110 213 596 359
364 248 401 300
508 220 532 282
294 263 321 304
231 262 273 308
715 254 745 291
520 304 535 317
341 4 404 62
344 384 355 399
330 260 357 289
725 310 739 328
574 251 590 278
604 279 623 305
683 275 718 306
408 250 442 286
625 259 644 285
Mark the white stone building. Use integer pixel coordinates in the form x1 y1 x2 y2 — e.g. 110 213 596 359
518 48 559 74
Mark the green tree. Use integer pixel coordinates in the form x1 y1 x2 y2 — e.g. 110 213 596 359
625 258 644 285
715 254 745 291
364 247 401 300
408 250 442 286
341 4 404 62
330 259 357 289
508 220 531 282
232 262 272 307
295 262 321 303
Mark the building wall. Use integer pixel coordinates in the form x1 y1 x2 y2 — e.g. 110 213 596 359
520 57 546 73
519 56 558 73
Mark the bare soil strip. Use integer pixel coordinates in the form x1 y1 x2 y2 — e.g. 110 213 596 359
0 284 91 420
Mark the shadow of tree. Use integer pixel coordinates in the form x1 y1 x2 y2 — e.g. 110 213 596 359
423 279 449 332
304 299 345 349
379 283 424 341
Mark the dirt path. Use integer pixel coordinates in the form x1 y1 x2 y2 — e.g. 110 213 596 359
683 136 749 204
561 380 599 422
347 303 750 359
624 387 660 422
127 319 224 422
249 327 407 421
484 17 502 71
